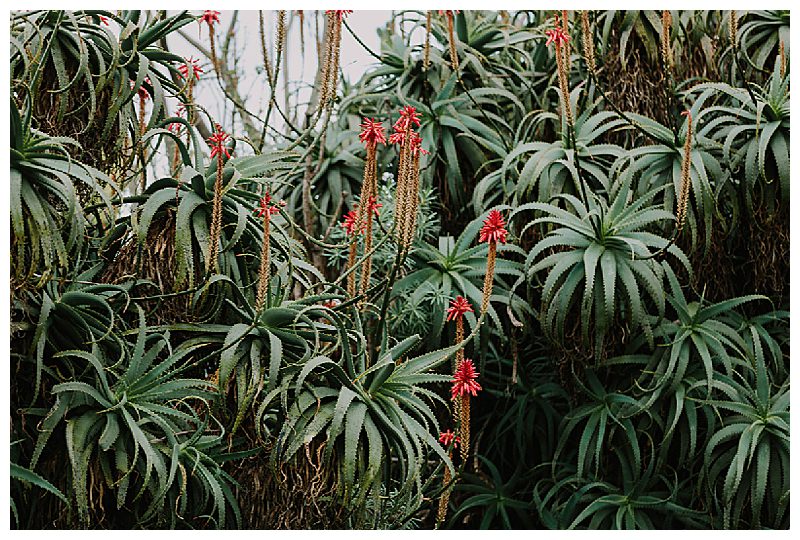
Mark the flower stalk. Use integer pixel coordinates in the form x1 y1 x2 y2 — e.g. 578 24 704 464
676 110 693 234
424 11 432 70
436 430 460 527
206 125 232 273
255 192 285 310
200 10 221 77
478 210 508 314
548 16 573 127
580 11 596 74
439 10 460 72
452 358 481 462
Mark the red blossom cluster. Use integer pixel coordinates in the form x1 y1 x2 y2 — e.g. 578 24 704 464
342 210 359 236
438 430 461 448
446 296 474 322
365 196 382 217
255 191 286 218
545 26 570 47
200 10 220 28
451 359 482 399
479 210 508 244
179 56 204 81
358 118 386 147
387 106 427 154
98 15 110 26
207 126 232 159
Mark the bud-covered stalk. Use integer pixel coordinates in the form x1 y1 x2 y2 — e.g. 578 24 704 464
676 110 693 234
580 11 596 74
661 10 674 72
451 359 480 463
200 11 221 77
424 11 432 71
439 10 461 72
206 126 232 273
478 210 509 314
254 192 285 310
547 17 573 127
436 430 460 526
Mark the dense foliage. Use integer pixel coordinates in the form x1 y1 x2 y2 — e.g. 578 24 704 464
10 9 789 529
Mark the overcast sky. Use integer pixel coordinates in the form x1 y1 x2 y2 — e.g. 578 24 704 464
164 10 395 141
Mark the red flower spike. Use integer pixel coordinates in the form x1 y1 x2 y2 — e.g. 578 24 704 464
545 26 570 48
326 10 353 20
207 127 232 160
255 192 282 218
98 15 110 26
359 118 386 147
446 295 474 322
179 56 204 81
393 105 422 133
479 210 508 244
200 10 221 27
342 210 359 236
451 358 482 399
439 430 461 448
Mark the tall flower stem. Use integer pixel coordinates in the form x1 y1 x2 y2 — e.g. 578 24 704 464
256 213 271 310
208 152 224 273
481 242 496 315
423 11 432 70
436 449 453 526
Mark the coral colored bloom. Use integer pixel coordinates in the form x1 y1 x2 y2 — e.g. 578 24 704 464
388 130 406 145
359 118 386 147
410 133 429 156
98 15 110 26
200 10 221 27
365 196 383 217
326 10 353 20
446 296 474 322
479 210 508 244
342 210 359 236
393 105 422 133
439 430 461 447
207 127 232 159
451 359 481 399
255 192 285 218
179 56 204 81
545 26 570 47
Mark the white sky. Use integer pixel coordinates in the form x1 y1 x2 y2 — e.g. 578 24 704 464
165 10 394 143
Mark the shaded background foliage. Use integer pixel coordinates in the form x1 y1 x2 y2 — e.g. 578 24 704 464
10 9 789 530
